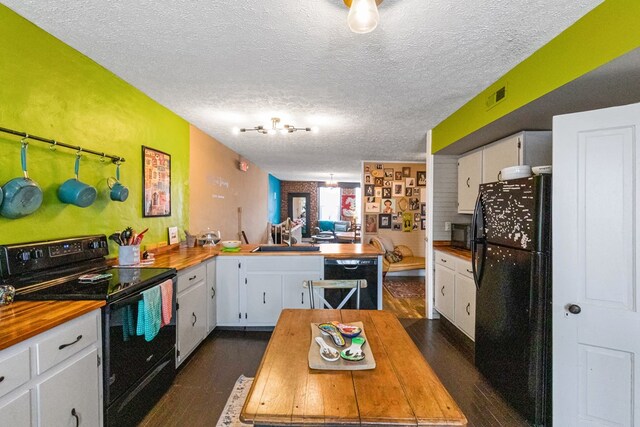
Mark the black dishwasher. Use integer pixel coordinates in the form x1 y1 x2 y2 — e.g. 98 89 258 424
323 258 379 309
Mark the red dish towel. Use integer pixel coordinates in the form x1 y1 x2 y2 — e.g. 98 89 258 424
159 279 173 326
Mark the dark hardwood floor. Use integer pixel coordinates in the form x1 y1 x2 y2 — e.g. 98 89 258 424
141 319 529 427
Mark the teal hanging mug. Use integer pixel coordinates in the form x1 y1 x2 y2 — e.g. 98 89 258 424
108 163 129 202
58 153 97 208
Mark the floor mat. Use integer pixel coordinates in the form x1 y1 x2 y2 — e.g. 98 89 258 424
384 278 425 298
216 375 253 427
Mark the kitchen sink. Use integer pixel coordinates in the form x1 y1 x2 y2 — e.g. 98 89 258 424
252 245 321 252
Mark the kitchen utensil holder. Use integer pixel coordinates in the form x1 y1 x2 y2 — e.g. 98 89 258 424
119 245 140 266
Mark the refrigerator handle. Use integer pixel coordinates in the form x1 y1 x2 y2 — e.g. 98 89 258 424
471 192 486 289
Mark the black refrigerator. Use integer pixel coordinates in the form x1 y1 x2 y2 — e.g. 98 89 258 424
471 175 552 427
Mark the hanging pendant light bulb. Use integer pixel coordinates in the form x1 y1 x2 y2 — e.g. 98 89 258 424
345 0 381 34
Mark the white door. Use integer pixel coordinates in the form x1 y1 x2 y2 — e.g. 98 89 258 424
434 264 455 322
177 282 207 364
553 102 640 426
216 257 241 325
245 273 283 325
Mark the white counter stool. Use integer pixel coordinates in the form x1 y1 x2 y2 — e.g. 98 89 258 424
303 279 367 309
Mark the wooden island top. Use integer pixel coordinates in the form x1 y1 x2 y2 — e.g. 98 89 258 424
0 300 105 351
241 309 467 426
149 243 383 270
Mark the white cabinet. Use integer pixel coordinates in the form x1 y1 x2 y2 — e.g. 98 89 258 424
205 259 217 333
216 256 323 327
216 257 242 326
434 250 476 340
39 349 100 427
434 264 455 321
0 309 102 427
176 264 207 366
458 131 552 213
245 273 283 324
457 149 483 213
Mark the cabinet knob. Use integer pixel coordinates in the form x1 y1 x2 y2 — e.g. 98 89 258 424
466 177 470 188
466 303 471 315
192 312 197 326
441 286 445 296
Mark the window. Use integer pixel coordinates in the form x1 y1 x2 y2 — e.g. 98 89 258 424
319 187 340 220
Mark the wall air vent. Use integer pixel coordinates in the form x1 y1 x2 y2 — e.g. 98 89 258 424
486 84 507 110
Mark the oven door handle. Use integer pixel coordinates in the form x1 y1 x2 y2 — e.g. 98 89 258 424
109 280 175 311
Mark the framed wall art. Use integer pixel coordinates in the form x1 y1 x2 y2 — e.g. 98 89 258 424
143 146 171 217
378 214 391 229
417 171 426 186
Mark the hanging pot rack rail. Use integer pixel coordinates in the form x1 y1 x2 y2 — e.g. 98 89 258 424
0 126 125 163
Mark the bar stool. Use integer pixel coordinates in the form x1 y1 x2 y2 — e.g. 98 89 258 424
303 279 367 309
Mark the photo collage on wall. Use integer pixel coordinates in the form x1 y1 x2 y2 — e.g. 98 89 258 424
364 163 427 233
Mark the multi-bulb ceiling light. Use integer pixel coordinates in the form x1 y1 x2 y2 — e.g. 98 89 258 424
234 117 317 135
344 0 382 34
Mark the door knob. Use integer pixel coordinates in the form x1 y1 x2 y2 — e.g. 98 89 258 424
566 304 582 314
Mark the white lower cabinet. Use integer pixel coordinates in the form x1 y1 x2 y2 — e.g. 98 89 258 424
206 259 217 333
216 256 323 327
434 250 477 341
39 348 100 427
0 309 102 426
176 264 208 366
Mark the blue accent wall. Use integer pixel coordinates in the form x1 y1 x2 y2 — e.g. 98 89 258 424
268 174 281 224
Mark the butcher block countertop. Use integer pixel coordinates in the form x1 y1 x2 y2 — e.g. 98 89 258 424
0 300 105 351
433 241 472 261
150 243 383 271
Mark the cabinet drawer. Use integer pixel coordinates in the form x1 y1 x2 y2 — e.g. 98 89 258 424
177 264 206 293
455 258 474 279
0 348 30 398
37 313 97 375
434 251 456 269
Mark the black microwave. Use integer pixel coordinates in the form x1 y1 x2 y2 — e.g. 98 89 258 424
451 223 471 250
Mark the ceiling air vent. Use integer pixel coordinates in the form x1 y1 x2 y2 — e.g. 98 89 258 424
486 84 507 110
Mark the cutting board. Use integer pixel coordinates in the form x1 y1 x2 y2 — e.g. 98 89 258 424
308 322 376 370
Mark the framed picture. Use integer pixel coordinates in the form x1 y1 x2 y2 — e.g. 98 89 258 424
402 212 413 232
413 187 421 196
382 187 392 198
383 179 392 187
366 196 376 203
384 168 394 178
365 214 378 233
405 187 413 197
392 214 398 222
364 174 372 184
364 184 375 197
394 171 403 180
409 197 420 210
393 182 405 197
402 166 411 177
413 222 419 231
397 197 409 212
378 214 391 229
421 218 426 230
365 201 381 213
392 222 402 231
421 203 426 216
381 198 396 214
374 188 382 198
374 177 384 187
143 146 171 217
376 163 384 170
364 165 371 173
417 171 426 186
414 213 421 223
168 226 179 245
405 177 416 187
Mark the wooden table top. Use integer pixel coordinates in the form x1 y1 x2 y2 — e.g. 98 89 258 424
241 309 467 426
0 300 105 351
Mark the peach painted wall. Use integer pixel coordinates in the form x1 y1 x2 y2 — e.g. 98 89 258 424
189 125 269 244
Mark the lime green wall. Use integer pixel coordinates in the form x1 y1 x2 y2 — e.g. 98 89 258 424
0 5 189 251
432 0 640 153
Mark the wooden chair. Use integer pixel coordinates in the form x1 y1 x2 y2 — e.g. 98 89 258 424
303 279 367 309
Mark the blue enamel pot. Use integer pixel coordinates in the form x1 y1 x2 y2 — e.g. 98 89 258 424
58 155 97 208
0 142 43 219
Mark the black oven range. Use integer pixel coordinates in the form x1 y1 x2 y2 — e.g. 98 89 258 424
0 235 177 427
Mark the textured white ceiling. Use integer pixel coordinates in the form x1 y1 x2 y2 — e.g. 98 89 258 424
2 0 602 181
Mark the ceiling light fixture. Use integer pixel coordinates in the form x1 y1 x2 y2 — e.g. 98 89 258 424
326 174 338 187
235 117 317 135
344 0 382 34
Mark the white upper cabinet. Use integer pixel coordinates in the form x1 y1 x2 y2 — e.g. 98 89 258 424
457 150 483 213
458 131 552 213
